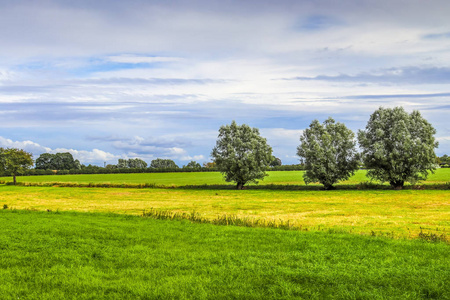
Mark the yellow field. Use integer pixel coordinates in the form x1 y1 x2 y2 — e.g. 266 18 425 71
1 185 448 239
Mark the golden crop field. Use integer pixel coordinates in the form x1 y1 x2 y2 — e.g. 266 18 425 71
1 184 448 239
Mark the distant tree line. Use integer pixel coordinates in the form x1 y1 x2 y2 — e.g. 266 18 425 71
8 153 298 177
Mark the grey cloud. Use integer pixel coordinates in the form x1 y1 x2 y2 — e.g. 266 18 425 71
285 67 450 85
343 92 450 100
0 0 449 60
296 15 344 31
422 105 450 111
88 135 192 148
423 32 450 39
76 78 229 85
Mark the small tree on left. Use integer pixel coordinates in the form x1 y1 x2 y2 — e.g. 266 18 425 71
0 148 34 185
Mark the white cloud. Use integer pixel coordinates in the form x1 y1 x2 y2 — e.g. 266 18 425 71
107 55 183 64
0 136 119 164
52 148 120 163
180 155 205 161
260 128 304 147
0 136 51 153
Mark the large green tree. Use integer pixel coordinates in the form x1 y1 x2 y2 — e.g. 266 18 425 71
358 106 438 189
0 148 34 184
211 121 273 189
297 117 359 190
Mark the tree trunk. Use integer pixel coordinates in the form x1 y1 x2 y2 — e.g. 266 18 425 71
390 180 404 190
324 184 336 190
13 174 16 185
236 182 244 190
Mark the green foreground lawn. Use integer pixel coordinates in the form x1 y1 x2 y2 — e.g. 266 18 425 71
2 168 449 186
1 209 448 299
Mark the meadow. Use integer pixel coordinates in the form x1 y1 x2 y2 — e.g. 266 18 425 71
1 209 449 299
1 169 449 299
1 168 450 187
1 177 449 239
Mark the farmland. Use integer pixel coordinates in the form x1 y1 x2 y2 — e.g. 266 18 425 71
1 210 449 299
0 169 449 299
1 185 449 239
1 168 450 186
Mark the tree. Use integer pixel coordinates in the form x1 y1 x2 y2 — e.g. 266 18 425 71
35 152 81 170
117 159 128 168
203 162 216 168
0 148 34 185
74 159 82 170
211 121 273 189
150 158 179 169
358 106 438 189
439 154 449 167
35 153 53 169
127 158 148 169
115 158 147 169
270 157 282 167
183 161 201 169
54 152 78 170
297 117 359 190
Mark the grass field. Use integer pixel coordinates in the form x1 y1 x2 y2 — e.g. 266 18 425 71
1 209 449 299
1 185 449 239
2 168 450 187
1 170 449 298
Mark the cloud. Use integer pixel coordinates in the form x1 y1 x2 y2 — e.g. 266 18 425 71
285 67 450 85
342 92 450 100
77 78 227 85
107 55 183 64
180 155 205 161
297 15 343 31
423 32 450 39
52 148 120 163
260 128 304 141
111 140 188 158
0 136 119 164
89 135 206 162
0 136 51 154
0 1 449 163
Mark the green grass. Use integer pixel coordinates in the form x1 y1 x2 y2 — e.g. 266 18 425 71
2 185 449 239
1 168 450 187
1 209 448 299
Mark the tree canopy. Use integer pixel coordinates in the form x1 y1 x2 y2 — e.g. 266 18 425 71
358 106 438 189
270 157 282 167
211 121 273 189
183 161 202 169
297 117 359 190
0 148 34 184
150 158 179 169
35 152 81 170
117 158 148 169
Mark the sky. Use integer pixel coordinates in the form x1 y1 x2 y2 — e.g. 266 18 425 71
1 0 449 166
